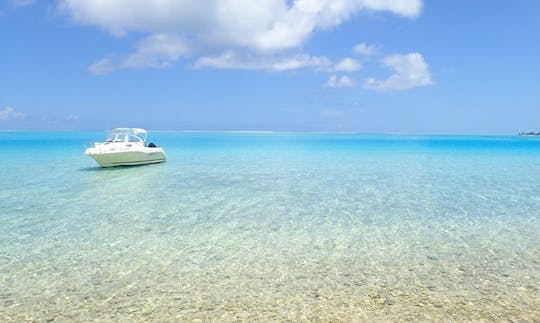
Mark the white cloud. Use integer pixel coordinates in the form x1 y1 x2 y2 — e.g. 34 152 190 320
353 42 378 56
325 74 357 88
58 0 423 72
89 34 189 74
194 51 332 72
332 57 362 72
0 106 26 120
272 54 332 72
195 53 364 74
363 53 432 91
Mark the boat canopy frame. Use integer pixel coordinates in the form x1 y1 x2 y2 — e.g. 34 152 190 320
106 128 147 143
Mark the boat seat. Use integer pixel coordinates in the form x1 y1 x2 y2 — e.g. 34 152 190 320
148 143 157 147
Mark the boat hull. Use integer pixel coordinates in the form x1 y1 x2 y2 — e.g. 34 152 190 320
85 149 166 167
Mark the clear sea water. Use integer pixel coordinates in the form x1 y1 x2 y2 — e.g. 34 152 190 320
0 132 539 321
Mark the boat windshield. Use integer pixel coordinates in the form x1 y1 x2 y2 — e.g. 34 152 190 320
104 128 147 143
105 134 144 143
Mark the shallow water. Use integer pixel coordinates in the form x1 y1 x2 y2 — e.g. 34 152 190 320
0 132 539 321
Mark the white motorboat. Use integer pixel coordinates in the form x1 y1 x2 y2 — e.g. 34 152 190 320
85 128 166 167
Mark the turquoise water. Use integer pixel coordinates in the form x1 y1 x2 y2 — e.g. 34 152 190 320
0 132 539 321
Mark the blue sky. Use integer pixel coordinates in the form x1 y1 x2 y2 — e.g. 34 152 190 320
1 0 539 133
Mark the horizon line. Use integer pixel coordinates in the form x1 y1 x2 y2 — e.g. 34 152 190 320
0 129 524 136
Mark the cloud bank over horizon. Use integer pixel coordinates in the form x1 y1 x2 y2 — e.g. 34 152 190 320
0 106 26 121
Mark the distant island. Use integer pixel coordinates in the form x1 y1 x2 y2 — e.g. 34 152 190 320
518 132 540 136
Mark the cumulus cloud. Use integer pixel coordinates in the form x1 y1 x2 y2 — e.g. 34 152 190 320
89 34 189 74
0 106 26 120
194 51 332 72
195 52 362 73
58 0 423 72
325 74 357 88
363 53 432 91
353 42 378 56
332 58 362 72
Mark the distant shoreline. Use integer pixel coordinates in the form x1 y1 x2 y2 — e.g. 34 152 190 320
0 130 525 136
